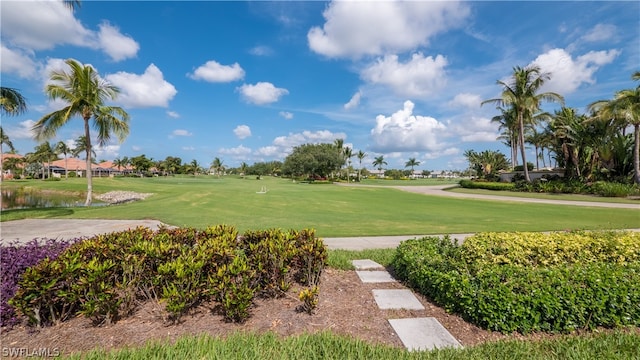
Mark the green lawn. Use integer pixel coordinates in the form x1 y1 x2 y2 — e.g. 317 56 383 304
2 176 638 237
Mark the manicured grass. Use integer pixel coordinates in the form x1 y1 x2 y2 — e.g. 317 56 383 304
448 186 640 204
62 329 640 359
2 177 638 237
328 248 396 270
358 178 460 186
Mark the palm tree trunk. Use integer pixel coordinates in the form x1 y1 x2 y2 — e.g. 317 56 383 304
534 145 540 170
84 118 93 206
0 143 3 182
634 124 640 185
518 114 531 182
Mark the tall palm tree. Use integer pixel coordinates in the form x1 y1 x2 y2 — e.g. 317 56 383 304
0 87 28 116
190 159 201 176
210 157 224 178
372 155 387 177
343 146 353 182
113 157 128 174
32 58 130 206
491 106 519 168
589 71 640 184
54 141 72 179
0 127 15 182
34 141 57 179
405 157 421 175
482 65 564 182
356 150 366 182
525 128 547 170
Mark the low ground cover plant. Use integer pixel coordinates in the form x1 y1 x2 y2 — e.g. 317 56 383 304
392 231 640 334
7 226 326 327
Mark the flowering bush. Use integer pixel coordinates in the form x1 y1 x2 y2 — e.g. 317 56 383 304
1 238 77 328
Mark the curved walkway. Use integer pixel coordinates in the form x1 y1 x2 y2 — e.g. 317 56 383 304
335 183 640 209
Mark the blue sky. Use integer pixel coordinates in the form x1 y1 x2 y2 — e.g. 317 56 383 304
1 1 638 171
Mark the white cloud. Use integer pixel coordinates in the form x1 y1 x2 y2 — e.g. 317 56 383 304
219 145 252 158
370 100 447 152
279 111 294 120
6 120 36 139
106 64 177 108
581 24 617 43
531 48 620 95
0 1 93 50
255 146 280 157
448 93 482 109
255 130 347 159
344 91 362 110
250 45 273 56
188 60 245 82
166 111 180 119
171 129 192 137
360 53 448 97
0 45 38 78
97 22 139 62
182 146 195 151
131 146 142 151
307 1 469 58
94 144 120 160
237 82 288 105
233 125 252 139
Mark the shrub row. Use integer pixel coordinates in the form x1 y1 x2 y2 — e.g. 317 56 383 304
461 231 640 267
0 239 77 328
514 179 640 197
9 226 326 327
459 179 515 191
392 232 640 334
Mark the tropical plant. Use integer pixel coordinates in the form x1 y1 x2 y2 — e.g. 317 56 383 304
113 157 129 174
343 146 353 181
54 141 72 179
34 142 57 179
372 155 387 176
491 106 519 168
589 71 640 184
239 162 248 179
0 87 27 116
404 157 420 174
483 65 564 182
0 127 16 182
356 150 366 182
32 58 130 205
210 157 224 177
464 149 509 181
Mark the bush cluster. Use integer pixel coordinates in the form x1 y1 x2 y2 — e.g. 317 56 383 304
392 231 640 334
1 239 77 328
8 226 326 327
459 179 515 191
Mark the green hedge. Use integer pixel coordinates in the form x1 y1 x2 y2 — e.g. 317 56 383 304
459 179 515 191
10 226 326 326
392 232 640 334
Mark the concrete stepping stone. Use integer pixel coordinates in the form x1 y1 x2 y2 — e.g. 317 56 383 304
372 289 424 310
356 270 396 283
352 259 384 270
388 317 462 351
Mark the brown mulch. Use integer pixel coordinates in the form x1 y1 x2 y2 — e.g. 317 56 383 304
0 268 600 357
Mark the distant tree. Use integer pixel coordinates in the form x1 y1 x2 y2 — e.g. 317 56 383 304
113 157 129 173
210 157 224 177
240 162 248 178
356 150 366 182
72 135 96 160
1 127 15 181
130 154 154 175
34 141 57 179
405 158 421 174
343 146 353 181
54 141 72 179
464 149 509 181
372 155 387 175
282 143 342 179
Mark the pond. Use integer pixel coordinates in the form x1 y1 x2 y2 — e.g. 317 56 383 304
1 187 106 210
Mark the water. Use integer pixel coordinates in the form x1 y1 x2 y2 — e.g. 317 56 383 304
1 187 106 210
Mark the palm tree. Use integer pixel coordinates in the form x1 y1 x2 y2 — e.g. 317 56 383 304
482 65 564 182
491 106 519 168
356 150 366 182
54 141 72 179
190 159 201 176
0 87 28 116
113 157 129 175
589 71 640 184
34 141 57 179
333 138 345 179
210 157 224 178
525 128 547 170
405 157 421 175
240 162 248 179
372 155 387 177
343 146 353 182
32 59 130 205
0 127 15 182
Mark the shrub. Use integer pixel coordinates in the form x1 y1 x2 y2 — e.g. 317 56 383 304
589 181 639 197
9 225 327 327
392 231 640 334
459 179 515 191
0 239 76 328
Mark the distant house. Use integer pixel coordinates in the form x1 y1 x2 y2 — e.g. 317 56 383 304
367 168 385 178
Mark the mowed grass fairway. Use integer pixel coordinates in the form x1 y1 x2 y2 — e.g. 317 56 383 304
2 176 638 237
